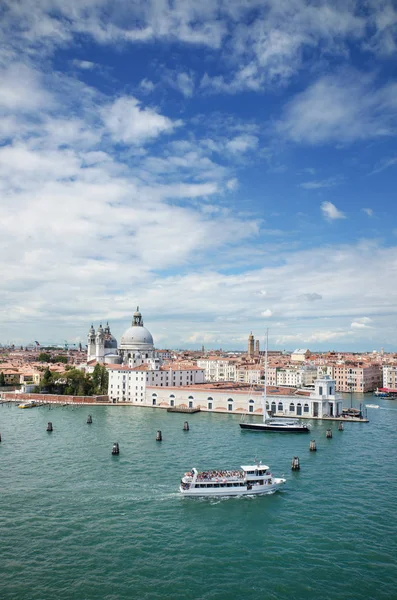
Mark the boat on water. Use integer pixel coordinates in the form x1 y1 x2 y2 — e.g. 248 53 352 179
239 331 310 433
365 404 379 409
179 461 286 497
240 418 310 433
18 400 38 409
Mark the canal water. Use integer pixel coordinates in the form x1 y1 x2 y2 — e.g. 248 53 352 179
1 394 396 600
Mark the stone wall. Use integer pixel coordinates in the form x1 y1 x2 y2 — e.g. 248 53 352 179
1 392 109 404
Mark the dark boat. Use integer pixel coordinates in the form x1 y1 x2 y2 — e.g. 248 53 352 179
240 420 310 433
240 330 310 434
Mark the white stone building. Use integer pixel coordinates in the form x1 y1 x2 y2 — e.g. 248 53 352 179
107 308 205 402
87 322 119 364
382 365 397 389
291 348 311 362
144 375 343 419
196 358 237 382
276 366 317 388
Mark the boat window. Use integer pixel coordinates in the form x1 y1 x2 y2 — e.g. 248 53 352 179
259 480 263 485
214 484 219 488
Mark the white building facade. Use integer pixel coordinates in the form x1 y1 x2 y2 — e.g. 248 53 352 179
144 375 342 419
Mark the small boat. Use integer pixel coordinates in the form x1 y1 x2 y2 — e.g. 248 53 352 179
365 404 379 409
18 400 38 409
180 461 286 497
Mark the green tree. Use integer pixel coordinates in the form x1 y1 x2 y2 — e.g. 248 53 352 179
52 355 68 364
91 363 102 394
38 352 51 363
0 371 5 386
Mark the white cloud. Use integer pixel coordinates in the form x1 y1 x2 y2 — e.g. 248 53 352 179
321 201 346 221
261 309 273 318
362 208 373 217
101 96 181 144
226 135 259 154
299 177 342 189
72 59 97 70
0 62 53 112
276 72 397 144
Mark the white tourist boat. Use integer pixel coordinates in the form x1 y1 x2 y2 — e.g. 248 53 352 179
179 461 286 497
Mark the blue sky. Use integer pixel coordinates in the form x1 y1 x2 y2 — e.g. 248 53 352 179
1 0 397 350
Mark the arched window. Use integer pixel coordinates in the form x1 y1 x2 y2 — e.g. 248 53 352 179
227 398 233 403
152 393 157 397
266 401 270 410
249 399 255 404
278 402 283 412
289 403 295 412
169 394 175 399
304 403 309 413
207 397 213 401
188 395 194 399
271 401 276 413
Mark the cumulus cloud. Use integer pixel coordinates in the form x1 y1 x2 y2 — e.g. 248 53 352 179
276 71 397 144
321 201 346 221
261 309 273 318
101 96 181 144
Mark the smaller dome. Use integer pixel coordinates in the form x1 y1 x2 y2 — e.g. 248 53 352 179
104 333 118 349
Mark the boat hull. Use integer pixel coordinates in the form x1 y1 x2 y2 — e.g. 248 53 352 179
240 422 310 433
180 478 286 497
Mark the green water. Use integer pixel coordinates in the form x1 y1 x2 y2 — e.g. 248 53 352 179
1 397 396 600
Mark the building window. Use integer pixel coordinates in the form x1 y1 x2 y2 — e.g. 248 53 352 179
170 400 174 407
208 402 213 409
189 401 193 408
319 386 323 395
289 403 295 412
249 405 253 413
228 404 233 411
304 403 309 413
152 399 156 406
278 402 283 412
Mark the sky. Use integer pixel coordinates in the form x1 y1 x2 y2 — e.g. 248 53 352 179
1 0 397 351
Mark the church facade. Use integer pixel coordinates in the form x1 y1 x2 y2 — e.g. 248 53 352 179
90 307 205 402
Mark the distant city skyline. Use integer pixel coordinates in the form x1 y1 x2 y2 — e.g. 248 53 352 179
1 1 397 350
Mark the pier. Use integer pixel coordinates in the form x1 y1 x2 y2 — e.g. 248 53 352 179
167 407 201 414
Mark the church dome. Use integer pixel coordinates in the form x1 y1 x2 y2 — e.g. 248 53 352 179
104 334 118 349
119 326 154 350
119 307 154 351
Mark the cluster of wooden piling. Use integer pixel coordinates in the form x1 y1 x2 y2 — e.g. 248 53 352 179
292 423 345 470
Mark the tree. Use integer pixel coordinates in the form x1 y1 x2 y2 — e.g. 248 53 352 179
38 352 51 363
53 355 68 364
0 372 5 386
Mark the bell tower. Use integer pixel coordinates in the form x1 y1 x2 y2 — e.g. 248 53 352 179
248 332 255 358
87 324 95 361
95 324 105 361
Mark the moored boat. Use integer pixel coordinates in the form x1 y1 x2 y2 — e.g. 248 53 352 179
179 461 286 497
240 331 310 433
18 400 38 409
